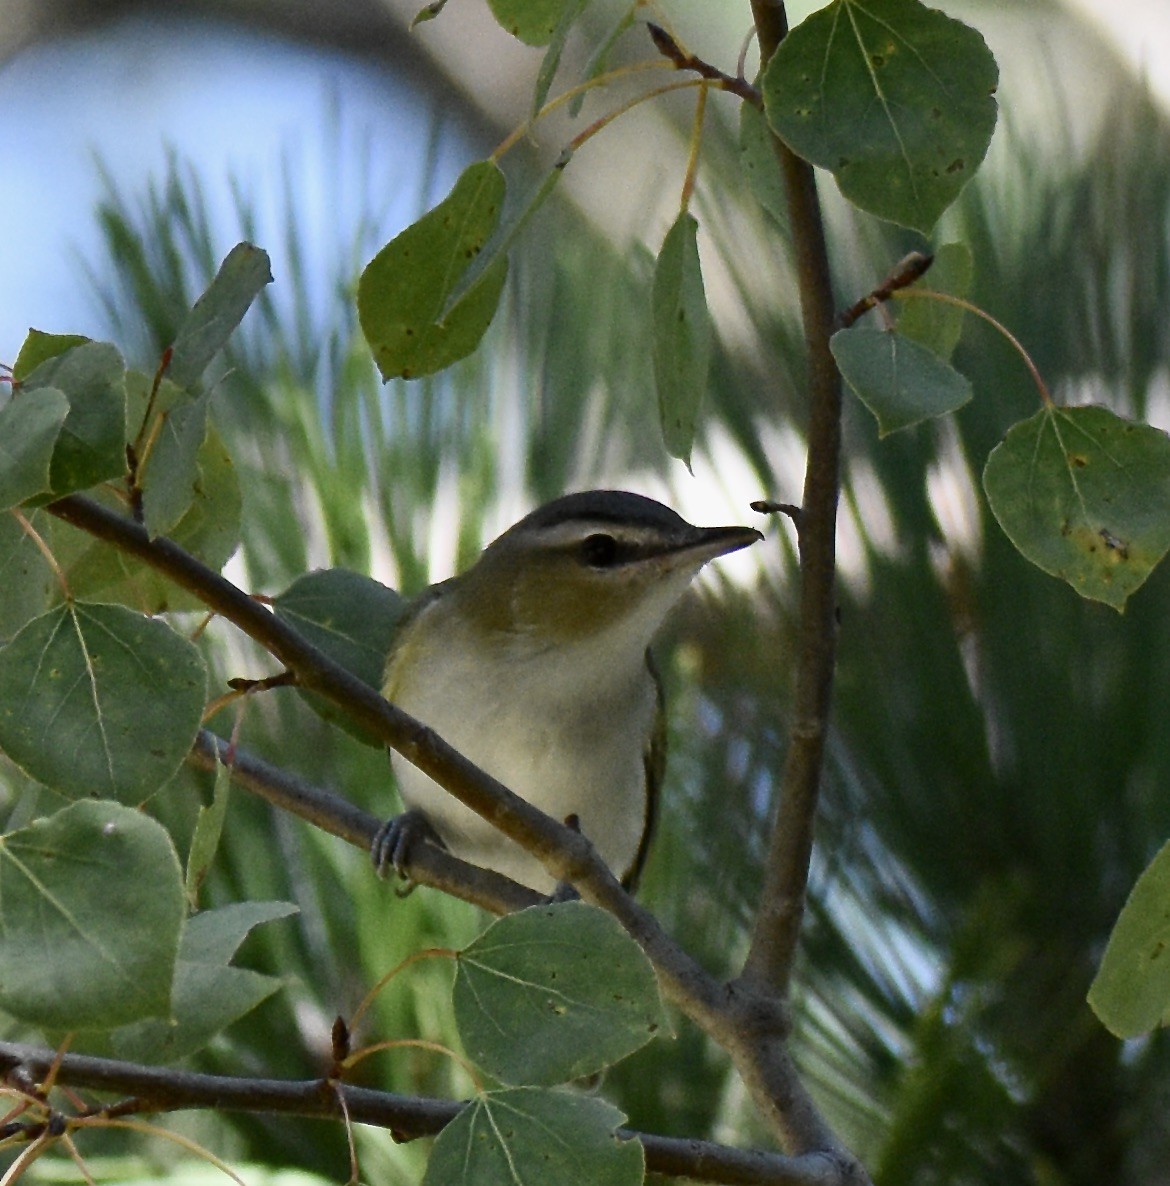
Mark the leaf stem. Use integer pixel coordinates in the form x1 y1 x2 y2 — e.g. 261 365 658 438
10 510 69 602
490 59 673 162
680 83 709 214
895 288 1054 406
565 78 705 156
341 1038 482 1092
348 947 456 1034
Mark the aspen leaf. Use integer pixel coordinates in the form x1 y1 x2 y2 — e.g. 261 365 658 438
1089 839 1170 1038
487 0 584 46
453 902 667 1085
0 801 184 1030
983 405 1170 609
424 1089 642 1186
652 212 711 469
167 242 273 388
12 329 91 382
0 387 69 511
763 0 998 233
112 901 297 1063
359 161 508 381
274 568 405 744
141 393 210 539
831 324 972 435
739 101 789 229
0 602 207 802
19 341 127 495
896 241 973 360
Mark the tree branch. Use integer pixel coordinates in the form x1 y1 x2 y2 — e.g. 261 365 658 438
44 493 868 1179
737 0 844 999
188 729 537 914
0 1042 846 1186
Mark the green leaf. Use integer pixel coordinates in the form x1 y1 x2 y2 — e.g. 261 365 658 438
20 341 127 495
411 0 451 27
112 900 297 1063
273 568 406 743
570 6 637 116
186 756 231 907
0 602 208 802
358 161 509 381
1089 839 1170 1037
895 241 973 360
424 1089 642 1186
0 801 184 1030
652 212 712 470
453 902 667 1085
533 0 588 112
141 393 210 539
274 568 405 690
487 0 584 46
0 387 70 510
763 0 999 233
167 242 273 389
0 515 53 641
983 405 1170 610
739 101 789 229
831 324 972 435
12 329 91 382
181 899 298 965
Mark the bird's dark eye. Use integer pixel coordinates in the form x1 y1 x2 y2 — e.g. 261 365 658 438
581 533 619 568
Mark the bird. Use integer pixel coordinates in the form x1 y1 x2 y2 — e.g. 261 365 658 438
371 490 762 894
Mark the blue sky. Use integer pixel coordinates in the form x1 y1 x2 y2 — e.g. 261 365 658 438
0 12 473 363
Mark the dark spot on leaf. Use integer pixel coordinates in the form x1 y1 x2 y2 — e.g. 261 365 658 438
946 159 965 174
1099 528 1129 559
931 107 943 120
1149 940 1165 960
1068 453 1088 467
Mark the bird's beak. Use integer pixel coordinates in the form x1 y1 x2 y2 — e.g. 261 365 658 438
672 524 764 565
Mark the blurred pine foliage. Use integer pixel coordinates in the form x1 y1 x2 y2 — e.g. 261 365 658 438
7 37 1168 1186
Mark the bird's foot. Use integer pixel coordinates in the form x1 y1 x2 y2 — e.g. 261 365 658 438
371 809 443 882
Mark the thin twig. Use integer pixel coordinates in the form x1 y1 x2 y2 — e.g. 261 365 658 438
186 729 536 914
647 22 762 107
0 1042 844 1186
836 251 934 329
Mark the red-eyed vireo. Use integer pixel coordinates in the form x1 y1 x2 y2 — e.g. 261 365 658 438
372 490 762 893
